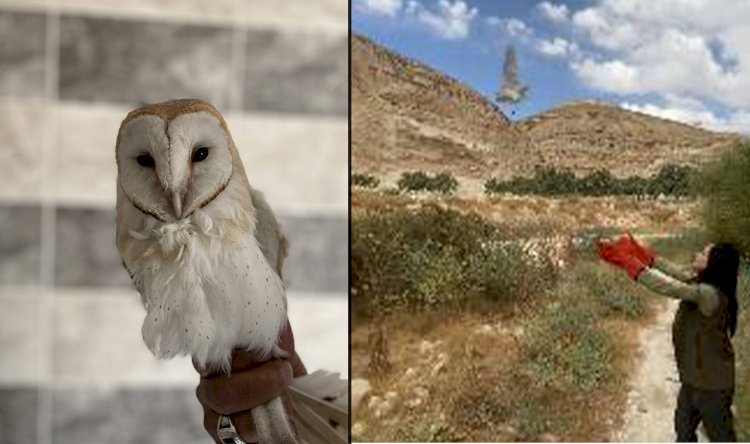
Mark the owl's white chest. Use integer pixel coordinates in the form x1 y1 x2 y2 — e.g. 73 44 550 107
130 212 287 371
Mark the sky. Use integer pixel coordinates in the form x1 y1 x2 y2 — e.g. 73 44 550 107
352 0 750 133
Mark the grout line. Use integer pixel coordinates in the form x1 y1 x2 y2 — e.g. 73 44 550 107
37 4 60 444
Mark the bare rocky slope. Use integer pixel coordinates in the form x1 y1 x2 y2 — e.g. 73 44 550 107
352 33 742 180
352 33 511 177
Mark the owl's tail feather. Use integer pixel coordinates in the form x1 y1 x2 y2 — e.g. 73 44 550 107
251 397 297 444
288 370 348 444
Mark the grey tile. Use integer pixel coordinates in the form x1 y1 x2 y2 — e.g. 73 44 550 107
244 29 347 115
53 388 206 444
54 206 346 292
280 216 347 292
55 207 131 287
0 11 46 99
0 388 38 444
59 15 233 107
0 205 41 286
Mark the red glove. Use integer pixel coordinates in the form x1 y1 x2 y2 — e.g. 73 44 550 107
597 236 648 279
625 232 655 266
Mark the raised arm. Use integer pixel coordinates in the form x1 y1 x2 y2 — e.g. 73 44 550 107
651 256 696 283
636 268 719 316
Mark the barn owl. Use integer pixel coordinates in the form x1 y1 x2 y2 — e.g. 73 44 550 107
115 99 295 443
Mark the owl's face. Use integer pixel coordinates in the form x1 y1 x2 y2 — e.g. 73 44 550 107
116 101 235 222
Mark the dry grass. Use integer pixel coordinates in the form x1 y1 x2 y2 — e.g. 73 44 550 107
351 258 660 442
352 189 701 235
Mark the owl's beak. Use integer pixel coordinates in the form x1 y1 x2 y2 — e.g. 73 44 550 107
171 191 183 219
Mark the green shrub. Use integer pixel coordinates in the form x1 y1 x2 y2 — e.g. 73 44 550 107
397 171 459 194
580 265 645 318
352 172 380 188
484 164 697 198
519 301 612 392
351 205 558 315
698 142 750 254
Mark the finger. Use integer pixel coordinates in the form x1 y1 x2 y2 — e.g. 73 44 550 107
197 360 294 415
289 351 308 377
230 410 259 443
200 402 221 444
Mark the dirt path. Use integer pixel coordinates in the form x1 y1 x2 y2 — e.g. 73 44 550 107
613 299 684 442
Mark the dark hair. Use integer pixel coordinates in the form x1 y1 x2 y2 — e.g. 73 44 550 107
699 243 740 337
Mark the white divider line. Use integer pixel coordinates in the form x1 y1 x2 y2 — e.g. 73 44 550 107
37 2 59 443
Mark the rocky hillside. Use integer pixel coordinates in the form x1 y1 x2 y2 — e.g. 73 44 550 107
352 33 511 176
352 33 742 181
502 101 740 178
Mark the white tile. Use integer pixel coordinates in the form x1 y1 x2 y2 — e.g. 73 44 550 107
52 288 198 386
239 0 348 31
226 113 348 215
287 291 348 378
0 99 45 200
0 295 40 384
55 102 128 206
53 104 348 216
9 0 349 31
55 0 237 26
51 289 349 385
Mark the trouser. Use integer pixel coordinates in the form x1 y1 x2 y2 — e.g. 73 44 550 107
675 384 736 442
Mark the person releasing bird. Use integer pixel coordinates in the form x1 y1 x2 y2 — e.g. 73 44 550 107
115 99 345 444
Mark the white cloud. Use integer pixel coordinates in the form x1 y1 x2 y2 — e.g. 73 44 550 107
537 37 578 58
537 1 569 23
505 18 533 37
572 58 639 92
356 0 403 16
407 0 479 40
622 99 750 134
567 0 750 109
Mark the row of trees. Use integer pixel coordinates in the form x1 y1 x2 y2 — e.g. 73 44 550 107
484 164 696 197
353 164 696 198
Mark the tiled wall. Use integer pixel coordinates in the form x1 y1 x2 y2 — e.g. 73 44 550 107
0 1 348 443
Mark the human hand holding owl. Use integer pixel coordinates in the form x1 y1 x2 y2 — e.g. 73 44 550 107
195 322 308 443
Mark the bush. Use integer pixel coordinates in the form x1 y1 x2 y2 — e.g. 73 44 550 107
580 265 645 318
484 164 697 198
397 171 459 194
352 172 380 188
351 205 558 315
698 142 750 254
519 300 612 391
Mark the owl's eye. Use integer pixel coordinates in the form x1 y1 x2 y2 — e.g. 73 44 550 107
136 154 155 167
192 147 209 162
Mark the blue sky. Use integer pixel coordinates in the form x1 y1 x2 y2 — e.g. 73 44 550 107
352 0 750 133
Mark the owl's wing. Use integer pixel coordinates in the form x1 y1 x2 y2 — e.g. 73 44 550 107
250 187 288 277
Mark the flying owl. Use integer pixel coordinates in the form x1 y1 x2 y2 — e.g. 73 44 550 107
115 99 297 443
